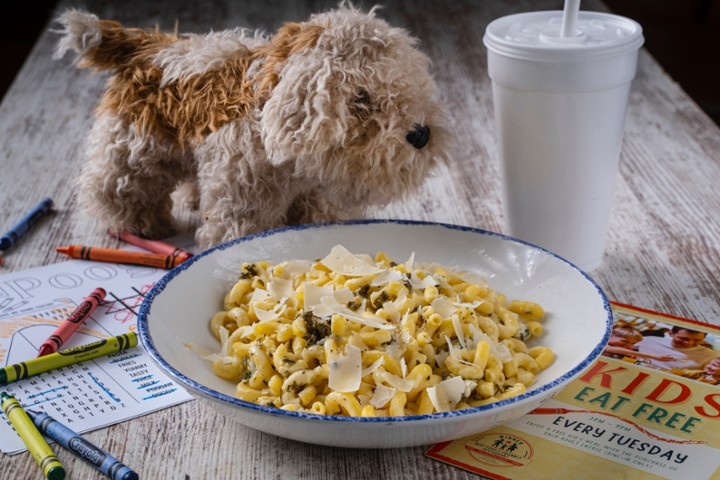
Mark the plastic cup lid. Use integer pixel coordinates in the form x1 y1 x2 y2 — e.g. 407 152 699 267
484 11 644 61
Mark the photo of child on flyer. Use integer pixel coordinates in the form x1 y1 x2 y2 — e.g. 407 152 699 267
602 317 720 384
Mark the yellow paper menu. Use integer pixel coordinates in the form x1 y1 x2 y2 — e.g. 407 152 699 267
426 302 720 479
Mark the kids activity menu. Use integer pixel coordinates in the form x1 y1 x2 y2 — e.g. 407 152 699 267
0 257 194 454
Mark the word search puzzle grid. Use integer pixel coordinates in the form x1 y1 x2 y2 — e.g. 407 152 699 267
0 259 194 454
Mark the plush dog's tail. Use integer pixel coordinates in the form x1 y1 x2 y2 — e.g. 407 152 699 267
53 9 174 71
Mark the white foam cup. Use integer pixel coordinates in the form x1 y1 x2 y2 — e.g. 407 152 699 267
484 11 643 271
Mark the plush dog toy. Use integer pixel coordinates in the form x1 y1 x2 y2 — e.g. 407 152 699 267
54 3 450 249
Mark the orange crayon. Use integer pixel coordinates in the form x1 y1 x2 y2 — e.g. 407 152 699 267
108 229 193 262
56 245 188 269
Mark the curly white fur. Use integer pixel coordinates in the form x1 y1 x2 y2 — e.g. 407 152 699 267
55 3 451 249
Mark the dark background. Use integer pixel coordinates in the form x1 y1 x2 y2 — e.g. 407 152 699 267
2 1 719 126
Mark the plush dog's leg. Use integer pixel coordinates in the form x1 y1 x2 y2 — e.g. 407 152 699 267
78 113 190 238
286 191 347 226
194 122 294 249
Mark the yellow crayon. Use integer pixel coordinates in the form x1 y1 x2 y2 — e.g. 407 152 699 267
1 392 66 480
0 332 137 385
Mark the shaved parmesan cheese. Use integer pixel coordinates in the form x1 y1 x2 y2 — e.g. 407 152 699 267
249 288 269 304
464 379 478 398
409 273 438 290
311 303 333 319
445 335 457 359
219 326 230 356
328 344 362 392
494 343 513 363
445 336 475 366
406 251 416 270
362 357 384 377
321 245 384 276
394 288 408 308
370 383 397 408
427 376 466 412
381 301 401 323
431 296 454 319
255 303 286 322
320 295 395 330
385 341 405 359
370 269 403 286
380 371 414 392
399 326 413 345
303 283 334 311
469 325 513 362
334 287 355 304
454 299 486 311
238 325 254 339
278 260 311 278
185 342 218 361
435 350 449 368
468 323 486 345
268 278 294 301
451 314 467 349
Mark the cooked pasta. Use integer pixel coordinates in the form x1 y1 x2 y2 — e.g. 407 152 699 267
200 245 553 416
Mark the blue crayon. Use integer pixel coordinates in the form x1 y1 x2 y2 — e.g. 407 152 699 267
0 197 54 251
26 409 139 480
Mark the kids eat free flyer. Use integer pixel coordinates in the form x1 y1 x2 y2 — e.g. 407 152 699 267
426 302 720 480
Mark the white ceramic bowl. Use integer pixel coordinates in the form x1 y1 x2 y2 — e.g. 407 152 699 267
137 219 611 448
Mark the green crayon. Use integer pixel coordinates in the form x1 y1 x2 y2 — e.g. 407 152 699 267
0 332 137 385
1 392 66 480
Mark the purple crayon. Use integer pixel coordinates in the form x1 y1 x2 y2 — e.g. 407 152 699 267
26 409 139 480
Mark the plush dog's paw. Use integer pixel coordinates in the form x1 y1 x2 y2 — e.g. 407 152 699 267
195 222 226 250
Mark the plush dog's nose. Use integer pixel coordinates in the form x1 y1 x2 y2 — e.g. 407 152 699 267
406 124 430 149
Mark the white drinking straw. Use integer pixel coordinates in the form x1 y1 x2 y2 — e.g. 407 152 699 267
560 0 581 37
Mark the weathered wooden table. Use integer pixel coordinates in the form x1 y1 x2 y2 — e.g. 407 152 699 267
2 0 719 478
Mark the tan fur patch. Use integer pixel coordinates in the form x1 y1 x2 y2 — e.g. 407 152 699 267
94 21 323 147
157 52 257 144
83 20 176 70
255 23 324 103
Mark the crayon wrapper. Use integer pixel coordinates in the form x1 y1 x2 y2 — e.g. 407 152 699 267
2 397 63 477
2 333 137 384
79 246 183 269
35 411 138 479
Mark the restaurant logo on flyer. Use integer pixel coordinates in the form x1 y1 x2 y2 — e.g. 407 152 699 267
464 432 533 467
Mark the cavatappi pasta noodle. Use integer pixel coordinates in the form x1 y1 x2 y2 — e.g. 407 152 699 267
200 245 553 416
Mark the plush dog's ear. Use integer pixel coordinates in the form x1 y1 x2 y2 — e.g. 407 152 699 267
259 22 347 166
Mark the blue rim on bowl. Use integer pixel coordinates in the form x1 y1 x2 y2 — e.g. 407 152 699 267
137 218 613 424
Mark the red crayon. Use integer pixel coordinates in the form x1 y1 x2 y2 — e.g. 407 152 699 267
109 229 193 262
56 245 188 269
37 287 107 357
